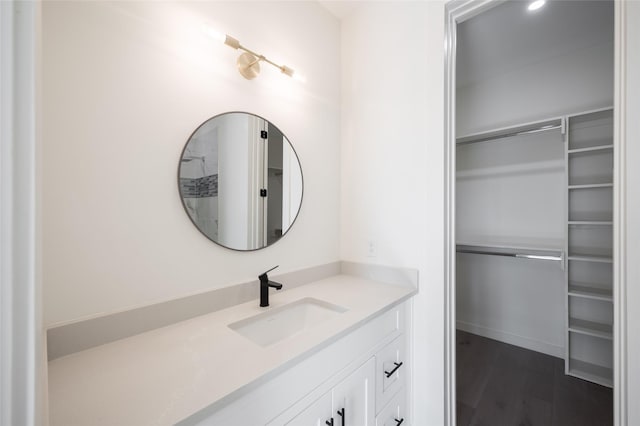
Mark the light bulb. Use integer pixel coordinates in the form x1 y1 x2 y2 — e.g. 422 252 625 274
202 25 225 43
528 0 546 11
293 72 307 83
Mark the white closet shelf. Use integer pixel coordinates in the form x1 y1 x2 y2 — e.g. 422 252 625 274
568 283 613 302
568 144 614 154
568 318 613 340
567 138 614 151
569 359 613 388
568 175 614 187
568 213 613 223
567 254 613 264
568 183 613 190
568 221 613 226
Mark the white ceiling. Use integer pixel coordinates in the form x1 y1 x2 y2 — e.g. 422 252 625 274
317 1 363 20
457 0 614 88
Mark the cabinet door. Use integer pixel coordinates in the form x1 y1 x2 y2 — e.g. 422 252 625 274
376 390 407 426
286 392 333 426
332 357 375 426
375 336 406 410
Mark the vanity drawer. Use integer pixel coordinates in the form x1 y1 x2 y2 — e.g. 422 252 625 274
375 335 406 411
375 388 407 426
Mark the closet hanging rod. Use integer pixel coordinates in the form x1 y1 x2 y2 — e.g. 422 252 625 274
456 245 564 262
457 117 564 145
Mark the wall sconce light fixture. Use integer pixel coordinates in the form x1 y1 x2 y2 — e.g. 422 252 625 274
224 35 294 80
203 26 299 81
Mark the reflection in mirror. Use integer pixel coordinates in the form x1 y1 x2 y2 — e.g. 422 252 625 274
178 112 303 251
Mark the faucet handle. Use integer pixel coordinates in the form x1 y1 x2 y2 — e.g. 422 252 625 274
258 265 279 282
261 265 279 276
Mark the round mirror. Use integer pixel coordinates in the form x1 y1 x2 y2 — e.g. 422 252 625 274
178 112 303 251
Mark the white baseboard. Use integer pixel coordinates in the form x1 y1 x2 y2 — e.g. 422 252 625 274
456 321 564 359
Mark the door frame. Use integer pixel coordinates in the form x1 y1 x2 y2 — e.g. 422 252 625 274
443 1 628 425
0 1 42 425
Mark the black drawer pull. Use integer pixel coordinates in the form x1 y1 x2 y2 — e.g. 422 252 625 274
384 361 403 378
395 418 404 425
326 418 334 426
337 407 345 426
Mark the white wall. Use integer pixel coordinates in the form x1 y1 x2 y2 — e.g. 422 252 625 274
456 131 565 244
340 2 445 424
625 2 640 424
457 253 566 356
42 1 341 326
457 41 614 135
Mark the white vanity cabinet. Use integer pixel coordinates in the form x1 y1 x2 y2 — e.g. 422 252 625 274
373 334 408 426
285 392 333 426
286 358 375 426
375 390 407 426
375 335 405 410
188 301 410 426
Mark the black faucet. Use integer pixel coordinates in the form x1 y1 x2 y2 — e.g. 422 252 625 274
259 265 283 307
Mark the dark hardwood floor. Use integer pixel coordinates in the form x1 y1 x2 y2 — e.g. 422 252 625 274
456 330 612 426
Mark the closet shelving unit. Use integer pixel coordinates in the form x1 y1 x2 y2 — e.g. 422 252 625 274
565 107 614 387
455 108 615 388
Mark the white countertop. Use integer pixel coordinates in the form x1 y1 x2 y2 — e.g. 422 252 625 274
48 274 415 426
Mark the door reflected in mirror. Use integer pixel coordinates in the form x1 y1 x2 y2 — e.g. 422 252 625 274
178 112 303 251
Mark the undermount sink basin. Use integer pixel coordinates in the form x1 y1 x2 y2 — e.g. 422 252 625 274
228 297 348 347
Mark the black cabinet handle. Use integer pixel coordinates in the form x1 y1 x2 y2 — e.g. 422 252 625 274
337 407 345 426
384 361 404 378
395 418 404 425
326 418 334 426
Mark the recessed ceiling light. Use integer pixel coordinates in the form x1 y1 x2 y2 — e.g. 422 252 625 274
528 0 546 11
